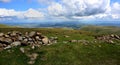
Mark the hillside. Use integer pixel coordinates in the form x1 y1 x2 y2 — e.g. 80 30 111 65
0 24 16 28
0 25 120 65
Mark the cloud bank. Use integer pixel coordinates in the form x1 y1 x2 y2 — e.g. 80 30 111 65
48 0 110 17
0 8 44 20
0 0 120 21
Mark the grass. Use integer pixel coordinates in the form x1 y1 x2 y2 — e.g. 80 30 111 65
0 25 120 65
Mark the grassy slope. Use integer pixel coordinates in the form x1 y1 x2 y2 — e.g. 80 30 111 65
81 25 120 35
0 25 120 65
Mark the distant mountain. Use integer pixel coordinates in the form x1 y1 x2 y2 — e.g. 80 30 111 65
0 21 120 28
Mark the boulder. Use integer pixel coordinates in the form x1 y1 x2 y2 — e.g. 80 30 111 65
35 36 40 40
29 31 36 37
18 36 23 41
3 38 13 44
42 37 49 45
36 32 42 36
11 41 21 47
21 38 29 45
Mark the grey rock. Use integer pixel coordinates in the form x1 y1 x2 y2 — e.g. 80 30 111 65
10 31 18 36
114 35 120 39
4 45 11 49
4 34 10 38
11 41 21 47
35 36 40 40
20 47 25 53
42 37 49 45
36 32 42 36
3 38 13 44
29 31 36 37
24 38 28 42
18 36 23 41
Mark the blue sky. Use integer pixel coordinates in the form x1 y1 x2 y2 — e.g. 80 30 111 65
0 0 120 22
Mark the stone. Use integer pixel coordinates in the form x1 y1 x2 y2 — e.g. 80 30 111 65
3 44 7 47
28 61 35 65
10 31 17 36
3 38 13 44
21 38 29 46
7 32 11 35
35 36 40 40
114 35 120 39
28 38 33 41
36 32 42 36
20 47 25 53
31 45 35 49
11 41 21 47
29 31 36 37
110 34 115 38
4 34 10 38
108 40 114 44
4 45 11 49
69 40 77 43
42 37 49 45
23 38 28 42
64 35 70 38
18 36 23 41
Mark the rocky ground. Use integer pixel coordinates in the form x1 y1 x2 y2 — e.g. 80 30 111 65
0 31 58 64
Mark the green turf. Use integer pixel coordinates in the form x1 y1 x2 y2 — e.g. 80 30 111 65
0 25 120 65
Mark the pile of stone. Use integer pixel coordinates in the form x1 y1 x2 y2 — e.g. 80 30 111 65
0 31 57 51
96 34 120 44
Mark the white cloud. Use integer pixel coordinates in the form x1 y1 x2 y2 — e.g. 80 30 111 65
0 0 11 3
48 0 110 17
23 8 44 18
111 2 120 14
48 3 65 16
0 8 44 20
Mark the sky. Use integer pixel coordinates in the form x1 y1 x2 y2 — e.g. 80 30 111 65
0 0 120 22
